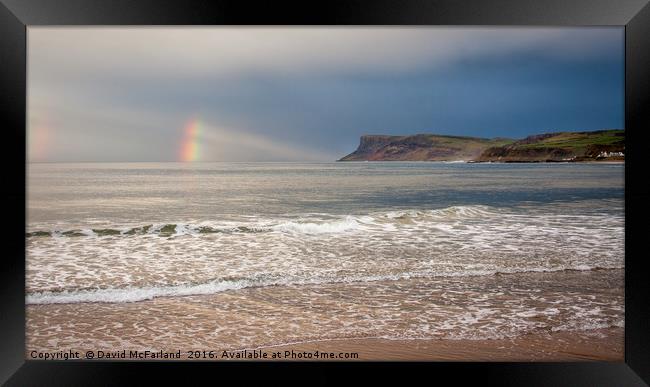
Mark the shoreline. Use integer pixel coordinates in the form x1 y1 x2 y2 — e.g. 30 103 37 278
25 266 624 305
26 270 624 361
27 285 624 361
26 328 622 361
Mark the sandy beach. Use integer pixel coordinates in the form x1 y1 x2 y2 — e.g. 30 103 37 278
254 328 623 361
25 328 623 361
26 269 624 361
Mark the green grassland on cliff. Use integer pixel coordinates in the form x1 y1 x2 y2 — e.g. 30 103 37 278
475 129 624 162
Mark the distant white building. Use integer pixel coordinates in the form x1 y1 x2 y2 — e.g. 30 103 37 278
597 151 624 158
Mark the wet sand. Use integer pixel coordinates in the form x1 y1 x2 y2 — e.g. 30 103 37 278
26 270 624 362
24 328 623 361
255 327 623 361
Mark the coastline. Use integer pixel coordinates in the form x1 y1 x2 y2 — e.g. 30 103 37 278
336 159 625 164
338 131 624 162
26 269 624 361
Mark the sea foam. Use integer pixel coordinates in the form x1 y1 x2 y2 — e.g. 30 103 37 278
26 264 622 305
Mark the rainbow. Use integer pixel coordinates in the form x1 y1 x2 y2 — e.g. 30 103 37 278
179 119 201 162
29 116 51 162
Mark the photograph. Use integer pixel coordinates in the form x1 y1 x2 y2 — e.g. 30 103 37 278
25 26 625 361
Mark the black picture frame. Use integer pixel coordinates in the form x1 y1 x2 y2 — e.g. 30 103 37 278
1 0 649 385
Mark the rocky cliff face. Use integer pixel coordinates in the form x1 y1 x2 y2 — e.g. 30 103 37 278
344 135 396 160
338 134 512 161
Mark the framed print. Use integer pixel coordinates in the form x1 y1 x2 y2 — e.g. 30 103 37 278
1 0 649 385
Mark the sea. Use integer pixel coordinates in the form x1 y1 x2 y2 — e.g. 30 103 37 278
26 162 624 352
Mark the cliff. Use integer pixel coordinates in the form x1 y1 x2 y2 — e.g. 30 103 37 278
339 130 624 162
338 134 513 161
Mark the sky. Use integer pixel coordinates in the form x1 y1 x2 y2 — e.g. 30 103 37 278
27 27 624 162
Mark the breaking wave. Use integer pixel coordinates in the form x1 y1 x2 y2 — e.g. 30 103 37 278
26 205 610 238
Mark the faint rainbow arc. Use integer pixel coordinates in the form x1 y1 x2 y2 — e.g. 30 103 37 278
179 119 202 162
29 117 51 162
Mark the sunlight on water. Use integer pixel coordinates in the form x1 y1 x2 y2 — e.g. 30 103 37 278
26 162 624 348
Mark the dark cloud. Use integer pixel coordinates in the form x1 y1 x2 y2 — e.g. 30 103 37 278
28 27 623 162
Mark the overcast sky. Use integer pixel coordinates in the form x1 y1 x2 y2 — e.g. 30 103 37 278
28 27 624 162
